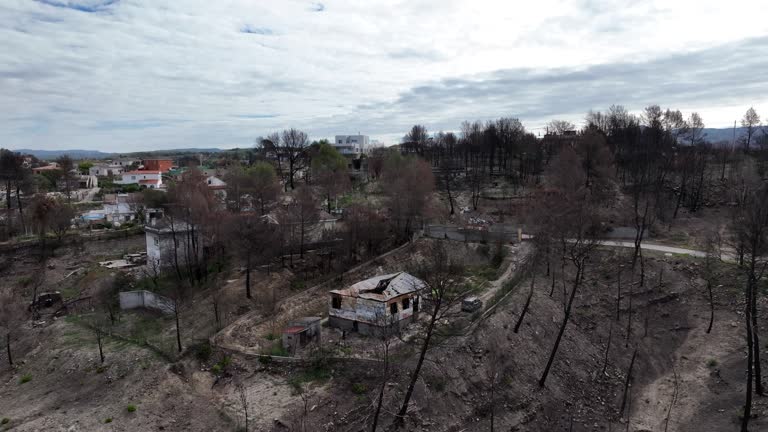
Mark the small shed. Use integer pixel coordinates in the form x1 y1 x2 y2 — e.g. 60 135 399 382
282 317 322 355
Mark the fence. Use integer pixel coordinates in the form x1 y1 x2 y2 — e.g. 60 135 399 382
119 290 175 315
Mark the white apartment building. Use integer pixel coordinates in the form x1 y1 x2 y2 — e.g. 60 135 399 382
333 135 369 155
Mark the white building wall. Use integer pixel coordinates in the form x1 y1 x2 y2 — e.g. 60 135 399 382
333 135 369 154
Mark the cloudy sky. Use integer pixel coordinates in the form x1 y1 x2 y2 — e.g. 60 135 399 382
2 0 767 151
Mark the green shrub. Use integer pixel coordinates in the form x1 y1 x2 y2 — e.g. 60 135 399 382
210 355 232 375
351 383 367 394
104 418 113 424
19 374 32 384
126 405 137 413
258 355 273 365
269 344 289 357
265 333 277 341
707 358 718 368
1 418 10 425
195 342 213 362
290 279 306 290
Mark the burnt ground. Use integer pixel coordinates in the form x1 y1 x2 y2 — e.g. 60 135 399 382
267 248 768 432
2 236 768 432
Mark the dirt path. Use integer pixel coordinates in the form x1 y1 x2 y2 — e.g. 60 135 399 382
477 242 531 305
629 306 742 431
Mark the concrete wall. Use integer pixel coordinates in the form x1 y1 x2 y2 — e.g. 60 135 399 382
329 293 419 335
329 315 414 336
119 290 175 315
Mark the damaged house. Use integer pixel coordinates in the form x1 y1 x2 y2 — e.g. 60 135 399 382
329 272 425 335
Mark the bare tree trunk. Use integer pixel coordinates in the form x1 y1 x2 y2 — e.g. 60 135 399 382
396 299 441 422
620 347 638 415
5 333 12 366
16 183 25 233
625 276 633 348
514 273 535 333
97 328 104 364
245 253 252 299
742 276 754 432
616 269 622 321
371 344 388 432
706 281 714 334
663 366 679 432
539 261 584 387
751 271 764 395
174 300 182 353
549 268 555 297
602 320 613 375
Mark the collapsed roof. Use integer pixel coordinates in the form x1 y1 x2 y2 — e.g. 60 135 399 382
330 272 426 301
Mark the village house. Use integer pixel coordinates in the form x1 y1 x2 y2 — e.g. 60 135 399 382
141 158 174 173
205 175 227 201
32 162 59 174
89 163 125 177
144 221 201 269
329 272 425 336
114 170 163 189
111 158 140 167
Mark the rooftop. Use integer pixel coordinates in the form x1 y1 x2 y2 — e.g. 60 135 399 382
330 272 426 301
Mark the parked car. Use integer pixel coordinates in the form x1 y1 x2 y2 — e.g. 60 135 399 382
461 296 482 312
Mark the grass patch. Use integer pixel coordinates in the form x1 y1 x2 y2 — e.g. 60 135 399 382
288 361 333 393
210 356 232 375
265 342 289 357
19 374 32 384
707 358 718 368
290 279 306 290
265 333 278 341
126 404 137 413
1 418 9 425
468 266 498 281
351 383 367 394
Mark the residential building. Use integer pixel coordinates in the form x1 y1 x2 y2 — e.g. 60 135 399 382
89 164 125 177
333 135 369 155
206 175 227 202
145 221 200 269
329 272 425 336
32 163 59 174
141 159 174 173
114 171 163 189
82 203 136 225
112 158 140 167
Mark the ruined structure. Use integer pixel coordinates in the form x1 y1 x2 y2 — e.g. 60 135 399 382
281 317 322 355
329 272 425 335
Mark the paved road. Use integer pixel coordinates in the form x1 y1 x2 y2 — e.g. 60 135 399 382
596 240 707 258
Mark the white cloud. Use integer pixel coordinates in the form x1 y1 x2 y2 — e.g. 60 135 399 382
1 0 767 150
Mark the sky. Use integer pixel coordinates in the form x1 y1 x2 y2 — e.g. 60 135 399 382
1 0 767 151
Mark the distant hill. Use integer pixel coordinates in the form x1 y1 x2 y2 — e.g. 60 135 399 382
701 127 766 145
13 149 113 160
12 148 226 160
